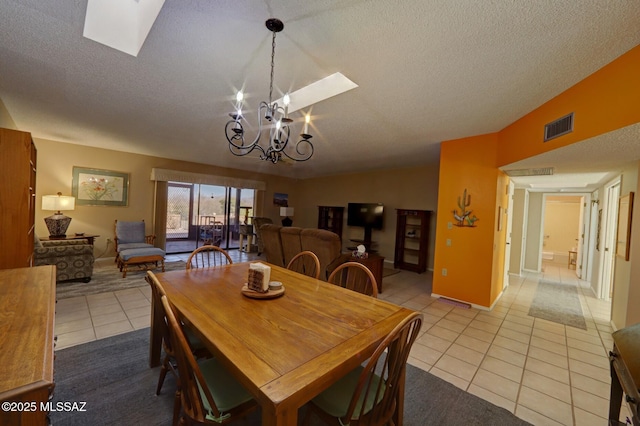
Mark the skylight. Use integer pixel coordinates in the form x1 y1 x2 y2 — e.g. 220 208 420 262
83 0 165 57
274 72 358 113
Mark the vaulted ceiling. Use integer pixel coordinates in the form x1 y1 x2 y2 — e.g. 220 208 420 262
1 0 639 184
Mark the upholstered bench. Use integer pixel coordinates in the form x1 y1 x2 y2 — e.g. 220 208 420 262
118 247 165 278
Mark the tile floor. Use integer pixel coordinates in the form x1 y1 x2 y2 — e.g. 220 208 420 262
54 254 628 425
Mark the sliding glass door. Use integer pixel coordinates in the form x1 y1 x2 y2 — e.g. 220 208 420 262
166 182 254 254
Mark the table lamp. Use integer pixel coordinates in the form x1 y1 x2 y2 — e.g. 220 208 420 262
42 192 76 237
280 207 294 227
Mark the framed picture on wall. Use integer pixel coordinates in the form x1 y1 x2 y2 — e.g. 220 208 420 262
273 192 288 207
616 192 634 261
72 167 130 206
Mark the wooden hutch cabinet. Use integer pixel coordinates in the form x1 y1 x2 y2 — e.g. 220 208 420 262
317 206 344 241
0 128 37 269
394 209 432 273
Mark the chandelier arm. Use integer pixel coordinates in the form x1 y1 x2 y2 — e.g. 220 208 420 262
225 102 271 154
280 136 314 162
268 124 290 152
227 136 267 157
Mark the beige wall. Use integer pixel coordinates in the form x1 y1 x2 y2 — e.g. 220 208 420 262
295 164 440 268
543 196 581 255
34 137 298 258
33 137 440 269
611 161 639 328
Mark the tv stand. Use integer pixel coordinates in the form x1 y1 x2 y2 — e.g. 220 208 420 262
363 225 373 247
348 225 375 252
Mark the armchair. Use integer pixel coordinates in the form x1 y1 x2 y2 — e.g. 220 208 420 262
33 239 94 282
114 220 155 263
114 220 155 253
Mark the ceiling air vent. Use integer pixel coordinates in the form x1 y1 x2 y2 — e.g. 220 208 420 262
544 112 574 142
504 167 554 177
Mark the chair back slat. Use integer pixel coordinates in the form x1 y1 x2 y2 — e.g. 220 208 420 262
161 295 223 423
327 262 379 298
145 271 172 353
186 245 233 269
287 250 321 279
346 312 423 425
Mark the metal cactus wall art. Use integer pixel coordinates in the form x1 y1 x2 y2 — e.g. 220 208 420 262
452 189 479 227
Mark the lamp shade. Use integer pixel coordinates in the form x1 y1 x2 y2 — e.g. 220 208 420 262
280 207 294 217
42 193 75 212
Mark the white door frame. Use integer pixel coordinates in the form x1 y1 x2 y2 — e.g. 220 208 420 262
520 189 530 273
503 182 515 289
585 191 599 283
598 178 621 300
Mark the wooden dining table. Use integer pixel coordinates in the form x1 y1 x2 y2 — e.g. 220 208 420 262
149 261 414 426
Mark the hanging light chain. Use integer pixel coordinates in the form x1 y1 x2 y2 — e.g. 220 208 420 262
268 28 277 108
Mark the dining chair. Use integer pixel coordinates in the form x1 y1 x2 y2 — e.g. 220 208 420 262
303 311 423 426
286 250 321 279
145 271 210 425
327 261 379 298
186 244 233 269
160 294 258 425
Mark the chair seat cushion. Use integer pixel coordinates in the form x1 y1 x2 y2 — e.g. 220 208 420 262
198 357 254 420
117 242 154 252
119 247 165 261
311 366 384 419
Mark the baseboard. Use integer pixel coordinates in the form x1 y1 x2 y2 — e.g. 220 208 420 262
431 292 491 311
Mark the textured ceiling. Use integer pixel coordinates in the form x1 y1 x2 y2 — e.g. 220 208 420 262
1 0 639 182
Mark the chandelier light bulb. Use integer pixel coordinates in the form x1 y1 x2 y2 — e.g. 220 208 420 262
304 114 310 134
236 91 244 103
283 93 290 117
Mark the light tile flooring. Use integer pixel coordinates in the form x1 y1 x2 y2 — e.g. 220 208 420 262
54 254 627 425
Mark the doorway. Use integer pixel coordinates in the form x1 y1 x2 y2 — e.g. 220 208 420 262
598 179 621 300
540 194 584 277
165 182 255 254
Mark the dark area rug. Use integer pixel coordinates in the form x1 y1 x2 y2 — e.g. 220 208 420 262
52 329 531 425
528 279 587 330
56 260 186 299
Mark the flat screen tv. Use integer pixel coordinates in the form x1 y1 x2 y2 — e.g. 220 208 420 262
347 202 384 230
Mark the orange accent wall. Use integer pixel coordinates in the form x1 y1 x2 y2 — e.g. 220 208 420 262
433 133 502 307
498 44 640 166
435 43 640 308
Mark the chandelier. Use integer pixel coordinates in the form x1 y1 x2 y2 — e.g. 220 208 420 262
225 18 313 163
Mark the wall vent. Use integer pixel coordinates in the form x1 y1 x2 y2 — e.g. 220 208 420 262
504 167 554 177
544 112 574 142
